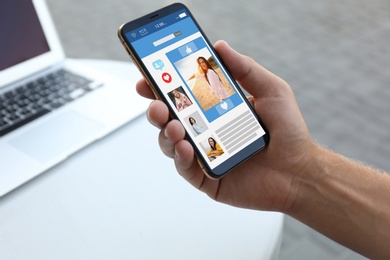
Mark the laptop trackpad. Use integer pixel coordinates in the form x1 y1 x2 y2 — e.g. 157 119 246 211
9 111 104 163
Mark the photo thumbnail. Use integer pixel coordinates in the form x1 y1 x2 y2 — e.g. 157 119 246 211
168 86 193 112
200 136 225 162
186 112 208 136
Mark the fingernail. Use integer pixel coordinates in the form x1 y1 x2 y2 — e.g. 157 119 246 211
163 127 168 139
174 149 179 159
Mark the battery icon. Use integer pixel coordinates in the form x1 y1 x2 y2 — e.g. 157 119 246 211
179 12 187 18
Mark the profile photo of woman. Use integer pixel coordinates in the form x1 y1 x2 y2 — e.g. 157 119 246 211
197 57 229 102
207 137 224 160
189 117 205 135
172 89 192 111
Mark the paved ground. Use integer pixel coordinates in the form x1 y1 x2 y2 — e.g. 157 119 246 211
46 0 390 259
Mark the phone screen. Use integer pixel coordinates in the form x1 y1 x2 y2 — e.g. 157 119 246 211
119 4 268 178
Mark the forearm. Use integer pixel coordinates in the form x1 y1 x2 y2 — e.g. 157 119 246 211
286 144 390 259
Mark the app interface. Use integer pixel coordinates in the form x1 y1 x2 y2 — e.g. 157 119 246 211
126 9 266 169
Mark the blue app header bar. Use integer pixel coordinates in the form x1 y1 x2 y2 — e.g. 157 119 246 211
125 10 199 58
126 10 188 42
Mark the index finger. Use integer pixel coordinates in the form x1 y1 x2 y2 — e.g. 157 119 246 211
214 40 290 98
136 78 155 100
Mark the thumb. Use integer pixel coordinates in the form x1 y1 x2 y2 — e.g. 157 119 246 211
214 40 289 98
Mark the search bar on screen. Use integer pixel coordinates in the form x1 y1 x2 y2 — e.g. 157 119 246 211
153 31 181 47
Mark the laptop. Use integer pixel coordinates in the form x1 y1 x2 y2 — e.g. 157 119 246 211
0 0 148 196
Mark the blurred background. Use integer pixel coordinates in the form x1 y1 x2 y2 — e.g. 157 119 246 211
46 0 389 259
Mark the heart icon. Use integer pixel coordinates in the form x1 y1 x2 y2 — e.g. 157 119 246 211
220 102 228 110
162 72 172 83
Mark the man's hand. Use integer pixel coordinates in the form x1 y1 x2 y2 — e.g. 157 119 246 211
136 40 314 212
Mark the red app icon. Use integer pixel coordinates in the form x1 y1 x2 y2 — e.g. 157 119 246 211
162 72 172 83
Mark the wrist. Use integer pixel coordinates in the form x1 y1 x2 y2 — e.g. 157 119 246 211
275 140 322 214
281 142 330 215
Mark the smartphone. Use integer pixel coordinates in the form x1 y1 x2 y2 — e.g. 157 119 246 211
118 3 269 179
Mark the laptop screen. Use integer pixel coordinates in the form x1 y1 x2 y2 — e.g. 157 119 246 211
0 0 50 71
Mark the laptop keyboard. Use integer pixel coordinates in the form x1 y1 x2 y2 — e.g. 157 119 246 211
0 69 101 137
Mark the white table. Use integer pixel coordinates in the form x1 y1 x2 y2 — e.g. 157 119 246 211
0 60 284 260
